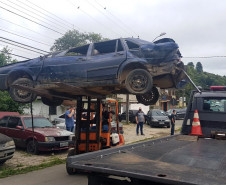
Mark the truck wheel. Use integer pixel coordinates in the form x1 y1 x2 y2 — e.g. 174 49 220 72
9 78 37 103
125 69 153 94
66 149 77 175
27 140 39 155
41 97 63 107
136 86 159 105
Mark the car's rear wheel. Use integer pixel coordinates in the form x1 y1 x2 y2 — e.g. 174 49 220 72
27 140 39 155
125 69 153 94
41 97 63 107
136 86 159 105
9 78 37 103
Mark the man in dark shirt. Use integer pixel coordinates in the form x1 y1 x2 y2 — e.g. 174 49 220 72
135 107 145 136
170 110 176 135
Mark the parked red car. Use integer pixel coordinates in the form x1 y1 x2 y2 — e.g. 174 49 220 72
0 114 74 154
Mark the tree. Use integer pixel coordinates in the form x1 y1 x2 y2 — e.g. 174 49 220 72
0 47 28 113
187 62 194 68
50 29 108 51
196 62 203 73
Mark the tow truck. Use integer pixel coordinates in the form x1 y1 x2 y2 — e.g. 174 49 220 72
66 97 124 174
66 86 226 185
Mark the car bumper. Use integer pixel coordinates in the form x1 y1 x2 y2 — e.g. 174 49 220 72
0 147 15 162
150 121 170 127
37 140 74 151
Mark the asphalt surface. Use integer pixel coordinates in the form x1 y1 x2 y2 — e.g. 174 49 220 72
0 120 183 185
0 164 88 185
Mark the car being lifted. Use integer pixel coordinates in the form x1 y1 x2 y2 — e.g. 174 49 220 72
0 37 185 106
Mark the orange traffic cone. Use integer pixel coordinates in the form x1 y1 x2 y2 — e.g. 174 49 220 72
190 109 203 136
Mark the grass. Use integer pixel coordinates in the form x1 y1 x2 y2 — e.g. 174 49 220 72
0 157 66 179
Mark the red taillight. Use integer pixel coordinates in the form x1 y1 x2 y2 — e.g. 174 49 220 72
210 86 226 90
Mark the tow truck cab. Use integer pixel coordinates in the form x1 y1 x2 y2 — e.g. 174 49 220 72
182 86 226 137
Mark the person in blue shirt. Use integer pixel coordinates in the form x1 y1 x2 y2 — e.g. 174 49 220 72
65 106 75 132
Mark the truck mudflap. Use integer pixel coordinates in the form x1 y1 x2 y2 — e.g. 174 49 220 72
67 135 226 185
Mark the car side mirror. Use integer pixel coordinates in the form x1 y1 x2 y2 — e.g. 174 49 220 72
16 125 23 130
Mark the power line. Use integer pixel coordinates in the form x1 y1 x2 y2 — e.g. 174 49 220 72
25 0 84 32
95 0 139 37
67 0 120 37
0 37 49 54
0 5 64 35
0 0 66 33
7 0 71 32
183 56 226 59
0 27 52 47
0 51 31 60
0 17 56 42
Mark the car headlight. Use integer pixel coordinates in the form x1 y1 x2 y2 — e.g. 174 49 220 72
69 134 75 141
4 140 15 147
166 119 170 122
45 136 55 142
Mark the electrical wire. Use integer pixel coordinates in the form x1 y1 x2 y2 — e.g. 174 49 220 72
0 51 31 59
7 0 71 32
0 27 52 47
0 0 66 33
0 17 56 41
24 0 84 32
67 0 120 37
0 37 49 54
95 0 139 37
183 56 226 59
0 5 64 35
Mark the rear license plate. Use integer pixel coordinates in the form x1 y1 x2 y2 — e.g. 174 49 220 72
60 142 69 147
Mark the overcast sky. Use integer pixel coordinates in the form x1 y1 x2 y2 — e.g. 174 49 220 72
0 0 226 76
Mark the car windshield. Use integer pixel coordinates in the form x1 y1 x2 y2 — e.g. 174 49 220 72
203 98 226 112
23 117 53 128
152 110 166 116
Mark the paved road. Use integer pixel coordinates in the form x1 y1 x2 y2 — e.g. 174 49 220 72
0 164 88 185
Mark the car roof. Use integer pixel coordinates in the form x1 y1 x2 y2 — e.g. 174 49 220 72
194 91 226 98
0 112 20 119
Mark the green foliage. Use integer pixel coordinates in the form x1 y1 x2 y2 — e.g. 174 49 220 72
177 63 226 103
187 62 194 68
195 61 203 73
50 29 108 51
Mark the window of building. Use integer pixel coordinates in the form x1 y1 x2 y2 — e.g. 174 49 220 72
49 106 57 115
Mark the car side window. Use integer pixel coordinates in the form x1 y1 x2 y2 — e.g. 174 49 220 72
7 117 20 128
0 117 9 127
65 44 89 56
125 40 139 50
92 40 117 55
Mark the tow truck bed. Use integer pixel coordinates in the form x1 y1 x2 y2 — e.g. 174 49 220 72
67 135 226 185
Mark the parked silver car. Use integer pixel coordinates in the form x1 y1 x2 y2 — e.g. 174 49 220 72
0 133 15 164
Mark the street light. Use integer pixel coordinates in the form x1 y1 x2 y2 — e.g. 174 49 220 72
152 32 166 42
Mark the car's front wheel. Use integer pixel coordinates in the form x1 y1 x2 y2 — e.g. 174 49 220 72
27 140 39 155
9 78 37 103
66 149 77 175
41 97 63 107
136 86 159 105
125 69 153 94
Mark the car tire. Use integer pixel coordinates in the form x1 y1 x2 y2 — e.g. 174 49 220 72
136 86 159 105
125 69 153 94
66 149 77 175
9 78 37 103
27 140 39 155
41 97 63 107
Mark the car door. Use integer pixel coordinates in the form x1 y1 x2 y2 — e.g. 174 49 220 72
5 117 26 147
37 44 90 84
86 39 126 81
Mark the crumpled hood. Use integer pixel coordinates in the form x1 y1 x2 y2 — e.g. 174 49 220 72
27 127 73 136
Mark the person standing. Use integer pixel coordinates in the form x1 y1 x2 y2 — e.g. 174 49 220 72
65 106 75 132
170 110 176 135
135 107 145 135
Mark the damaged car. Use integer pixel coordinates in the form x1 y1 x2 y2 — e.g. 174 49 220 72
0 38 185 106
